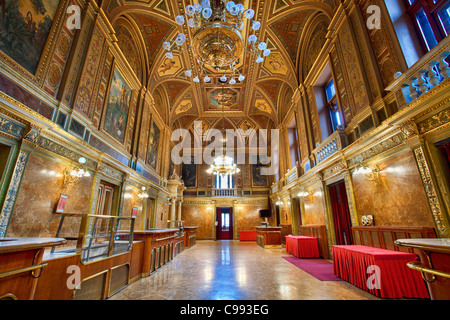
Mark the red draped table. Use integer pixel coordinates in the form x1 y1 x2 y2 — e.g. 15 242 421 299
332 245 429 299
239 231 257 241
285 236 320 258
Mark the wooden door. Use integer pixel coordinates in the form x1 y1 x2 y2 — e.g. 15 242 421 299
216 207 233 240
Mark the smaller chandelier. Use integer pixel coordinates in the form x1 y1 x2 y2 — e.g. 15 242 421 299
207 155 240 176
163 0 271 85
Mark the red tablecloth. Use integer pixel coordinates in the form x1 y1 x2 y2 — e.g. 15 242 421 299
285 236 319 258
239 231 257 241
332 245 429 299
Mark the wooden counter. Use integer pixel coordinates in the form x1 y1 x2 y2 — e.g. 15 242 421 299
395 238 450 300
256 226 282 249
183 226 197 248
0 237 66 300
133 228 179 278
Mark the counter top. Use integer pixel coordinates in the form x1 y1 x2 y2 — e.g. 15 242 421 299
255 226 282 229
395 238 450 253
0 237 67 254
134 229 179 235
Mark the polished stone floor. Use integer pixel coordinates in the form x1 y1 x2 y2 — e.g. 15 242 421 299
110 240 379 300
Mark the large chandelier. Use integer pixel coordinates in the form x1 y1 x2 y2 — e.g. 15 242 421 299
206 154 240 176
163 0 271 84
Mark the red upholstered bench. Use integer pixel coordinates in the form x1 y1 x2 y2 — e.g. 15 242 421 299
239 231 257 241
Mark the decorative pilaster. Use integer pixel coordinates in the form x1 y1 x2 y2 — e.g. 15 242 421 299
413 146 449 238
0 150 29 237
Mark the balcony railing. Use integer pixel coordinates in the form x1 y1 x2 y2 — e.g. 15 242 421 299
213 188 237 197
386 36 450 105
312 130 348 164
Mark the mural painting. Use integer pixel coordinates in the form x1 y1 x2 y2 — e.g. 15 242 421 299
103 68 131 143
147 121 160 170
0 0 60 74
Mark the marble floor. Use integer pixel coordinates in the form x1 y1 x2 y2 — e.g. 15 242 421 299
110 240 379 300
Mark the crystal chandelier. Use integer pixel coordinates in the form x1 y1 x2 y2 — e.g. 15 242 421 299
163 0 271 84
207 154 240 176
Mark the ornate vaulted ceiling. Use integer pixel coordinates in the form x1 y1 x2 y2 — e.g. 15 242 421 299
106 0 336 133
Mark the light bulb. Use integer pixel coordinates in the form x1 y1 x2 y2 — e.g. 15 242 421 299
204 76 211 83
188 18 195 28
194 3 202 12
165 51 173 59
229 78 236 84
256 55 263 63
249 34 257 43
263 48 271 57
252 21 261 30
186 5 195 16
238 74 245 81
193 76 200 83
236 21 245 30
220 75 227 82
202 8 212 19
230 5 239 15
258 42 267 50
245 9 255 19
226 1 235 11
185 69 192 77
175 15 185 25
201 0 210 8
163 41 171 51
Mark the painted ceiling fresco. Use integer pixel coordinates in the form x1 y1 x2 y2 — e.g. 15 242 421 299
107 0 336 131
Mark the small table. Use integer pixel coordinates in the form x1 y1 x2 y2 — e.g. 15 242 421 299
239 231 257 241
285 236 319 258
332 245 429 299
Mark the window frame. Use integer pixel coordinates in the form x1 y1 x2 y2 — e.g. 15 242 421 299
404 0 450 51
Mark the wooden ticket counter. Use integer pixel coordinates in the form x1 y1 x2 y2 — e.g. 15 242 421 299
256 226 282 249
0 237 66 300
183 226 197 248
133 228 178 278
395 238 450 300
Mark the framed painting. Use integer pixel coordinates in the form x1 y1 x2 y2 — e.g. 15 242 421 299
147 121 160 170
55 193 68 213
182 161 196 188
103 67 131 143
252 163 268 187
132 207 138 218
0 0 61 74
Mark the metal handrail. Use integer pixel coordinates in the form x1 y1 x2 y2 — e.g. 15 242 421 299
407 261 450 283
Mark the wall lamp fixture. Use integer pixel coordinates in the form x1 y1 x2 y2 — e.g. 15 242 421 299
61 157 90 190
354 156 381 184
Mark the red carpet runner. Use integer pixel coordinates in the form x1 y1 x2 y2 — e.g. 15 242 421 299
283 256 343 281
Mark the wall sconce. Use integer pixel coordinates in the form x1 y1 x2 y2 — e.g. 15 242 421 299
354 156 381 184
164 197 172 206
298 187 312 199
137 187 149 200
61 157 90 190
275 197 283 206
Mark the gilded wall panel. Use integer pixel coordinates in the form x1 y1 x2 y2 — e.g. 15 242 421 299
352 150 434 228
73 24 106 118
337 19 370 116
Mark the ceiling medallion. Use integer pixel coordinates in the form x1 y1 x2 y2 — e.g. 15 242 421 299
163 0 271 85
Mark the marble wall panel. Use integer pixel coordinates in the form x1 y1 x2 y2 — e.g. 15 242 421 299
122 184 144 230
352 150 434 227
182 205 214 239
301 187 326 225
8 153 93 238
236 205 274 231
